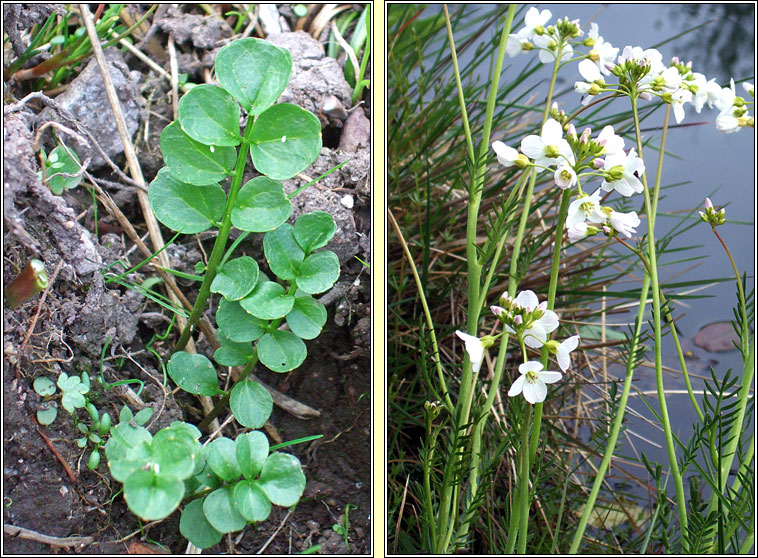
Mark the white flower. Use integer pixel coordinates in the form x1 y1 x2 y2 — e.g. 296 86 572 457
555 335 580 372
586 23 618 75
522 7 552 37
508 361 563 404
671 88 694 124
512 290 559 348
520 118 574 170
601 148 645 197
506 28 533 58
554 163 577 189
607 209 641 238
574 59 604 103
567 222 589 243
492 141 519 167
566 190 605 229
595 125 625 156
533 34 574 64
455 331 485 373
716 111 741 133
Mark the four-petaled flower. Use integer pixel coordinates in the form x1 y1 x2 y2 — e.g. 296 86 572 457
601 148 645 196
508 361 563 404
520 118 574 170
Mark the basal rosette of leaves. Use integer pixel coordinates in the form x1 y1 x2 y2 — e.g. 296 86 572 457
104 37 336 547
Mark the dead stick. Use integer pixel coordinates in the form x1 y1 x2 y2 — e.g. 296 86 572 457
4 524 93 547
36 426 78 483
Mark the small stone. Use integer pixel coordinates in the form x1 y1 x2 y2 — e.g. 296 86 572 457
64 220 75 229
322 94 348 120
694 322 740 353
340 194 354 209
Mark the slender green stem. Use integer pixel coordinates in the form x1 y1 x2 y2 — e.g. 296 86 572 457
518 403 532 554
388 209 453 412
569 274 651 552
631 95 689 548
174 119 256 353
436 8 515 551
196 349 258 431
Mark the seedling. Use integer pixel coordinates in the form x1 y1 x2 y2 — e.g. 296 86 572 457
332 503 357 549
39 142 83 195
33 371 114 470
105 35 337 547
5 259 48 309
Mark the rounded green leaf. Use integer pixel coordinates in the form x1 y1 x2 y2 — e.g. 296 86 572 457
231 177 292 232
208 437 242 482
61 391 86 414
295 250 340 294
286 294 327 340
236 431 269 479
216 298 268 342
167 352 222 396
33 376 57 396
151 428 199 480
230 380 273 429
148 168 226 233
213 330 253 367
211 256 259 300
258 330 307 373
239 281 294 320
36 406 57 425
124 468 185 520
180 498 223 549
215 38 292 115
264 224 304 280
160 121 236 185
233 480 272 523
258 452 306 507
203 486 248 534
178 84 241 146
293 212 337 253
250 103 322 180
46 144 82 195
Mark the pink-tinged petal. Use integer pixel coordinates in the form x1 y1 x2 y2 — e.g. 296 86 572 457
514 290 539 310
520 135 545 159
523 380 547 404
538 370 563 384
508 375 526 397
490 305 505 317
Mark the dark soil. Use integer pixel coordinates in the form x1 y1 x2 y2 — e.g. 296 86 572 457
3 4 371 554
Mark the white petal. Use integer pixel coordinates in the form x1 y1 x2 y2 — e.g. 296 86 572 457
519 361 543 374
538 370 563 384
557 348 570 372
492 141 518 166
520 135 544 159
537 310 559 334
514 290 539 310
578 58 602 82
508 375 526 397
524 324 547 348
541 119 564 144
561 335 580 352
523 380 547 404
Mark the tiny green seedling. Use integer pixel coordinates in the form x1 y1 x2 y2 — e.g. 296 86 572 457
40 142 83 195
33 371 113 470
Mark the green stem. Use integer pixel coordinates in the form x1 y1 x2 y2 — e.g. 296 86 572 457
631 94 689 548
569 274 651 553
196 350 258 431
174 119 256 353
518 403 532 554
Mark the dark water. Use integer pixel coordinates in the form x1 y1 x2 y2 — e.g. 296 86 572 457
417 3 755 470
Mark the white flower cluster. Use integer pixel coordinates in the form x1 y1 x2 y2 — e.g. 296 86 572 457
455 290 580 405
493 119 642 242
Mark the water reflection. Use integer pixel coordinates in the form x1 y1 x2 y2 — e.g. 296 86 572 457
663 4 755 81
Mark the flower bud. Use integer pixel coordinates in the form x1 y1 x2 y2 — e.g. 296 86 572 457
705 197 713 210
5 259 49 309
513 315 523 326
593 158 605 169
